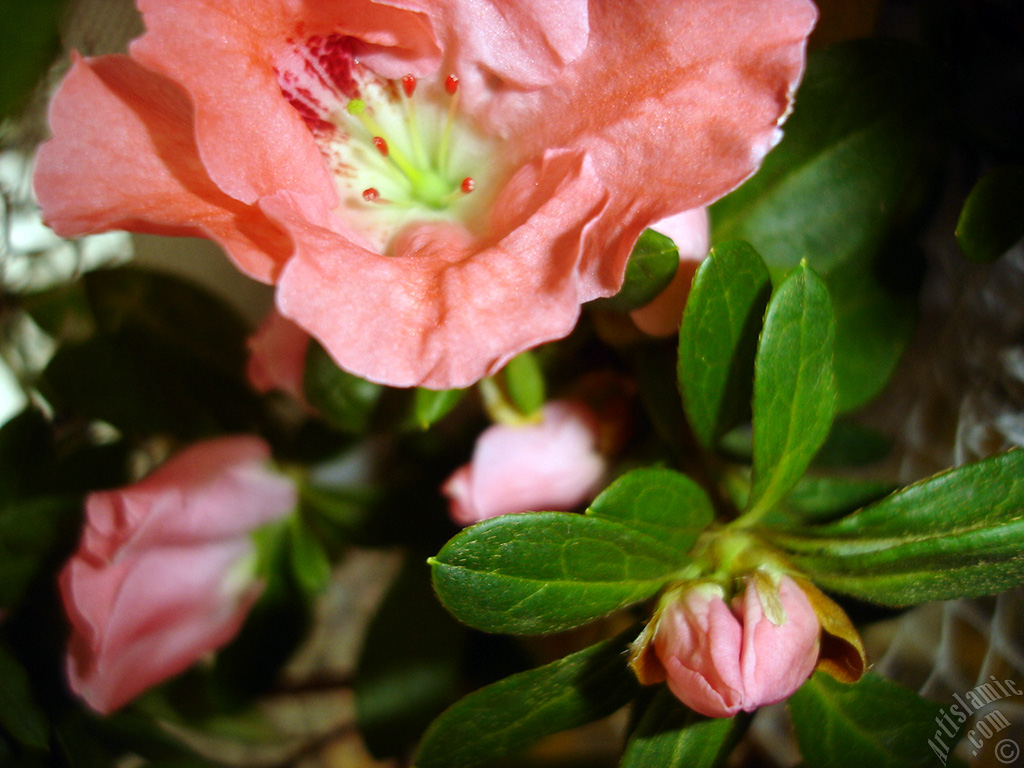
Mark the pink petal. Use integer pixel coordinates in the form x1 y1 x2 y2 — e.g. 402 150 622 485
130 0 441 205
33 55 292 282
271 149 607 388
246 310 311 401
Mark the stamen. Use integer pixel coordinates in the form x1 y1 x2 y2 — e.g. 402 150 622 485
437 74 460 174
373 136 389 156
400 74 429 167
347 98 423 188
362 188 381 202
461 177 475 194
402 75 417 98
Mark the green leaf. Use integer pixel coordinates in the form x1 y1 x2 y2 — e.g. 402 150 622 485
0 0 65 119
956 166 1024 263
0 495 81 610
772 450 1024 605
781 476 896 523
303 342 382 433
503 351 545 417
0 645 49 750
599 229 680 312
356 556 465 758
0 409 54 504
587 468 714 553
789 672 949 768
748 263 837 517
413 387 466 429
415 631 639 768
620 690 747 768
677 241 772 449
430 512 685 634
286 516 332 595
711 41 933 413
711 40 935 279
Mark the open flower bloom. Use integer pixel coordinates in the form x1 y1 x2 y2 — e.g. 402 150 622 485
443 400 606 525
35 0 816 388
59 436 297 714
650 575 821 718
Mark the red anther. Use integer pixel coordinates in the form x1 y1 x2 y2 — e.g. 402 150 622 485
445 74 459 95
362 188 380 202
460 177 475 194
373 136 389 156
402 74 417 98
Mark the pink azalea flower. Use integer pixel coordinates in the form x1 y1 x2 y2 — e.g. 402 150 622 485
652 575 821 718
59 436 297 714
630 208 712 337
443 400 606 526
35 0 816 388
246 310 311 403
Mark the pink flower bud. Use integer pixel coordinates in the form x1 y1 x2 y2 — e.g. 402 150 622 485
442 400 606 526
652 575 820 718
59 436 297 714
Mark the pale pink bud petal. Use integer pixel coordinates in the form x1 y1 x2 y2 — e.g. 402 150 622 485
653 576 821 718
246 309 310 402
59 436 297 714
442 400 606 526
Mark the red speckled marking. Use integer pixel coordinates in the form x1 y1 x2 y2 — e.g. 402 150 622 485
276 34 361 132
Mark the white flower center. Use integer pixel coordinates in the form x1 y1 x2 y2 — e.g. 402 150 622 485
275 35 501 254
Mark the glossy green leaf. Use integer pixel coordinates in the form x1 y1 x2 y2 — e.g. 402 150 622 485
677 241 772 449
620 690 747 768
0 645 49 750
415 631 638 768
790 672 948 768
413 387 465 429
503 351 545 417
956 166 1024 263
356 556 465 758
587 468 714 554
303 342 383 433
599 229 680 312
748 263 836 517
773 450 1024 605
430 512 685 634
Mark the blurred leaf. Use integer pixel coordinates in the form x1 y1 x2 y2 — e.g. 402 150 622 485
587 468 714 553
620 689 747 768
0 645 49 750
414 387 466 429
773 449 1024 605
0 409 54 504
0 495 81 610
780 476 896 523
40 268 260 439
790 672 948 768
748 264 836 517
712 41 935 412
956 166 1024 262
598 229 679 312
812 419 892 468
677 241 771 450
286 515 332 595
0 0 66 119
712 40 935 278
303 342 382 433
503 351 545 417
356 555 465 758
430 512 684 634
415 630 638 768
